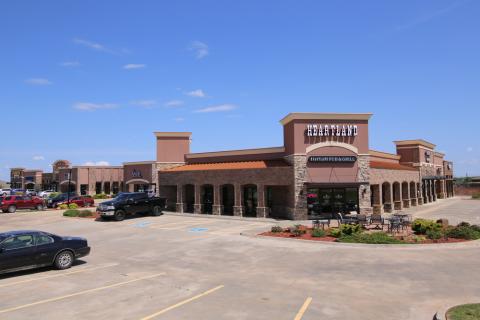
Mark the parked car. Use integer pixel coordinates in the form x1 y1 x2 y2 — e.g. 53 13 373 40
0 196 46 213
39 190 55 198
26 189 37 196
96 192 166 221
0 230 90 274
47 193 77 208
11 189 26 195
0 188 11 196
57 196 94 208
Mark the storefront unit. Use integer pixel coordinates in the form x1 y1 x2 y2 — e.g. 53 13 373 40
58 166 123 195
123 161 158 193
156 113 455 220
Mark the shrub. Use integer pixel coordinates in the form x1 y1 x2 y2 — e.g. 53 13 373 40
339 232 405 244
311 229 326 238
271 226 283 233
63 209 80 217
329 228 342 238
93 193 108 199
472 193 480 200
426 229 444 240
291 225 306 237
78 210 94 217
446 225 480 240
58 204 68 210
340 224 362 236
68 203 78 209
412 219 441 235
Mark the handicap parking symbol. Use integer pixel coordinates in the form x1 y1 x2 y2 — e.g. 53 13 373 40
189 227 208 233
134 221 152 228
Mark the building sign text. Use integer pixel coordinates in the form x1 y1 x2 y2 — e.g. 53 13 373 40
306 124 358 137
308 156 357 163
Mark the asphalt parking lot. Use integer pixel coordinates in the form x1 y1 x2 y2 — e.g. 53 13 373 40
0 198 480 320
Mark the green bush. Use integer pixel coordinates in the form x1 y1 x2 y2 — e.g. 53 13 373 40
78 210 94 217
68 203 78 209
339 232 405 244
93 193 109 199
329 228 342 238
311 229 326 238
291 225 306 237
58 204 68 210
426 229 444 240
472 193 480 200
340 224 362 235
412 219 441 235
271 226 283 233
446 225 480 240
63 209 80 217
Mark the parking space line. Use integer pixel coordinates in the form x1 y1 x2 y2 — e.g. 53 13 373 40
294 297 312 320
0 263 119 288
139 285 224 320
0 272 166 315
150 220 219 231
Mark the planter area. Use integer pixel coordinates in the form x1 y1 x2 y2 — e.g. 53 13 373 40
62 209 98 219
446 303 480 320
261 219 480 244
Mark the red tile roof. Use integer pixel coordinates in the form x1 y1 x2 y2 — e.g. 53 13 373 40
162 160 290 172
370 161 418 171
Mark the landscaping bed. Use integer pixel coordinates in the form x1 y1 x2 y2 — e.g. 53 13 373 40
447 303 480 320
261 219 480 244
62 209 98 219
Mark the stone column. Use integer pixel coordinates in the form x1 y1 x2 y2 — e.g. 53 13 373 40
233 183 244 217
403 183 410 208
193 184 203 214
384 184 393 213
256 184 268 218
176 184 185 213
357 155 372 215
284 154 308 220
212 184 223 215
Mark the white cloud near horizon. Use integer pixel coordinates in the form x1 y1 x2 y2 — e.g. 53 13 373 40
25 78 52 85
60 61 80 67
186 89 206 98
33 155 45 161
73 102 117 111
83 161 111 166
165 100 184 107
194 104 237 113
189 41 209 59
123 64 146 70
131 100 157 107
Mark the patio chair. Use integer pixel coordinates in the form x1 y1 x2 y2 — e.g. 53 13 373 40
312 213 331 230
356 214 368 228
370 214 384 230
388 217 402 234
335 212 357 226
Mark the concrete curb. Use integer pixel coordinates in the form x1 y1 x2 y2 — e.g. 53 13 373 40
163 211 278 223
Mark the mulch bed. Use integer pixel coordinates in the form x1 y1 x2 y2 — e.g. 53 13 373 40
260 231 337 242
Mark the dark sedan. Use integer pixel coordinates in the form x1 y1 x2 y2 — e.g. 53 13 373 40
0 230 90 275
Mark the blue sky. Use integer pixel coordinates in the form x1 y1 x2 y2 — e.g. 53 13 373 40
0 0 478 180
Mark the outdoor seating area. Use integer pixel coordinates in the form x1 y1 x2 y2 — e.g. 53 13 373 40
311 212 413 234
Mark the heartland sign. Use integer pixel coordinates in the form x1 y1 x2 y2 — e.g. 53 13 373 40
306 124 358 137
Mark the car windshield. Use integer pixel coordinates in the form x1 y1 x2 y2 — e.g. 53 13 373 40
0 234 8 243
115 193 129 200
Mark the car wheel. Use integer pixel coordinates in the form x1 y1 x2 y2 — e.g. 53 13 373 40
114 210 126 221
152 206 163 216
7 205 16 213
54 250 74 270
36 204 44 211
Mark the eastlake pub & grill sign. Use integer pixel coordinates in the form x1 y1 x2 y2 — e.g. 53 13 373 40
305 123 358 163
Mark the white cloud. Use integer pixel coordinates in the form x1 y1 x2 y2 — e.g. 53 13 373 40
123 64 146 70
83 161 110 166
174 117 185 122
73 102 117 111
131 100 157 108
165 100 184 107
194 104 237 113
186 89 206 98
467 147 473 152
25 78 52 85
33 155 45 161
189 41 209 59
60 61 80 67
73 38 113 53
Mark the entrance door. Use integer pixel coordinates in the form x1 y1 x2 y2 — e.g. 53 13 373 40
243 185 257 217
308 187 359 218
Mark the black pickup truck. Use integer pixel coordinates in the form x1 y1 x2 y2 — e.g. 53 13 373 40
96 192 166 221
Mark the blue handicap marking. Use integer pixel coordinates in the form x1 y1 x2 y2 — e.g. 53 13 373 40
134 221 152 228
189 227 209 233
